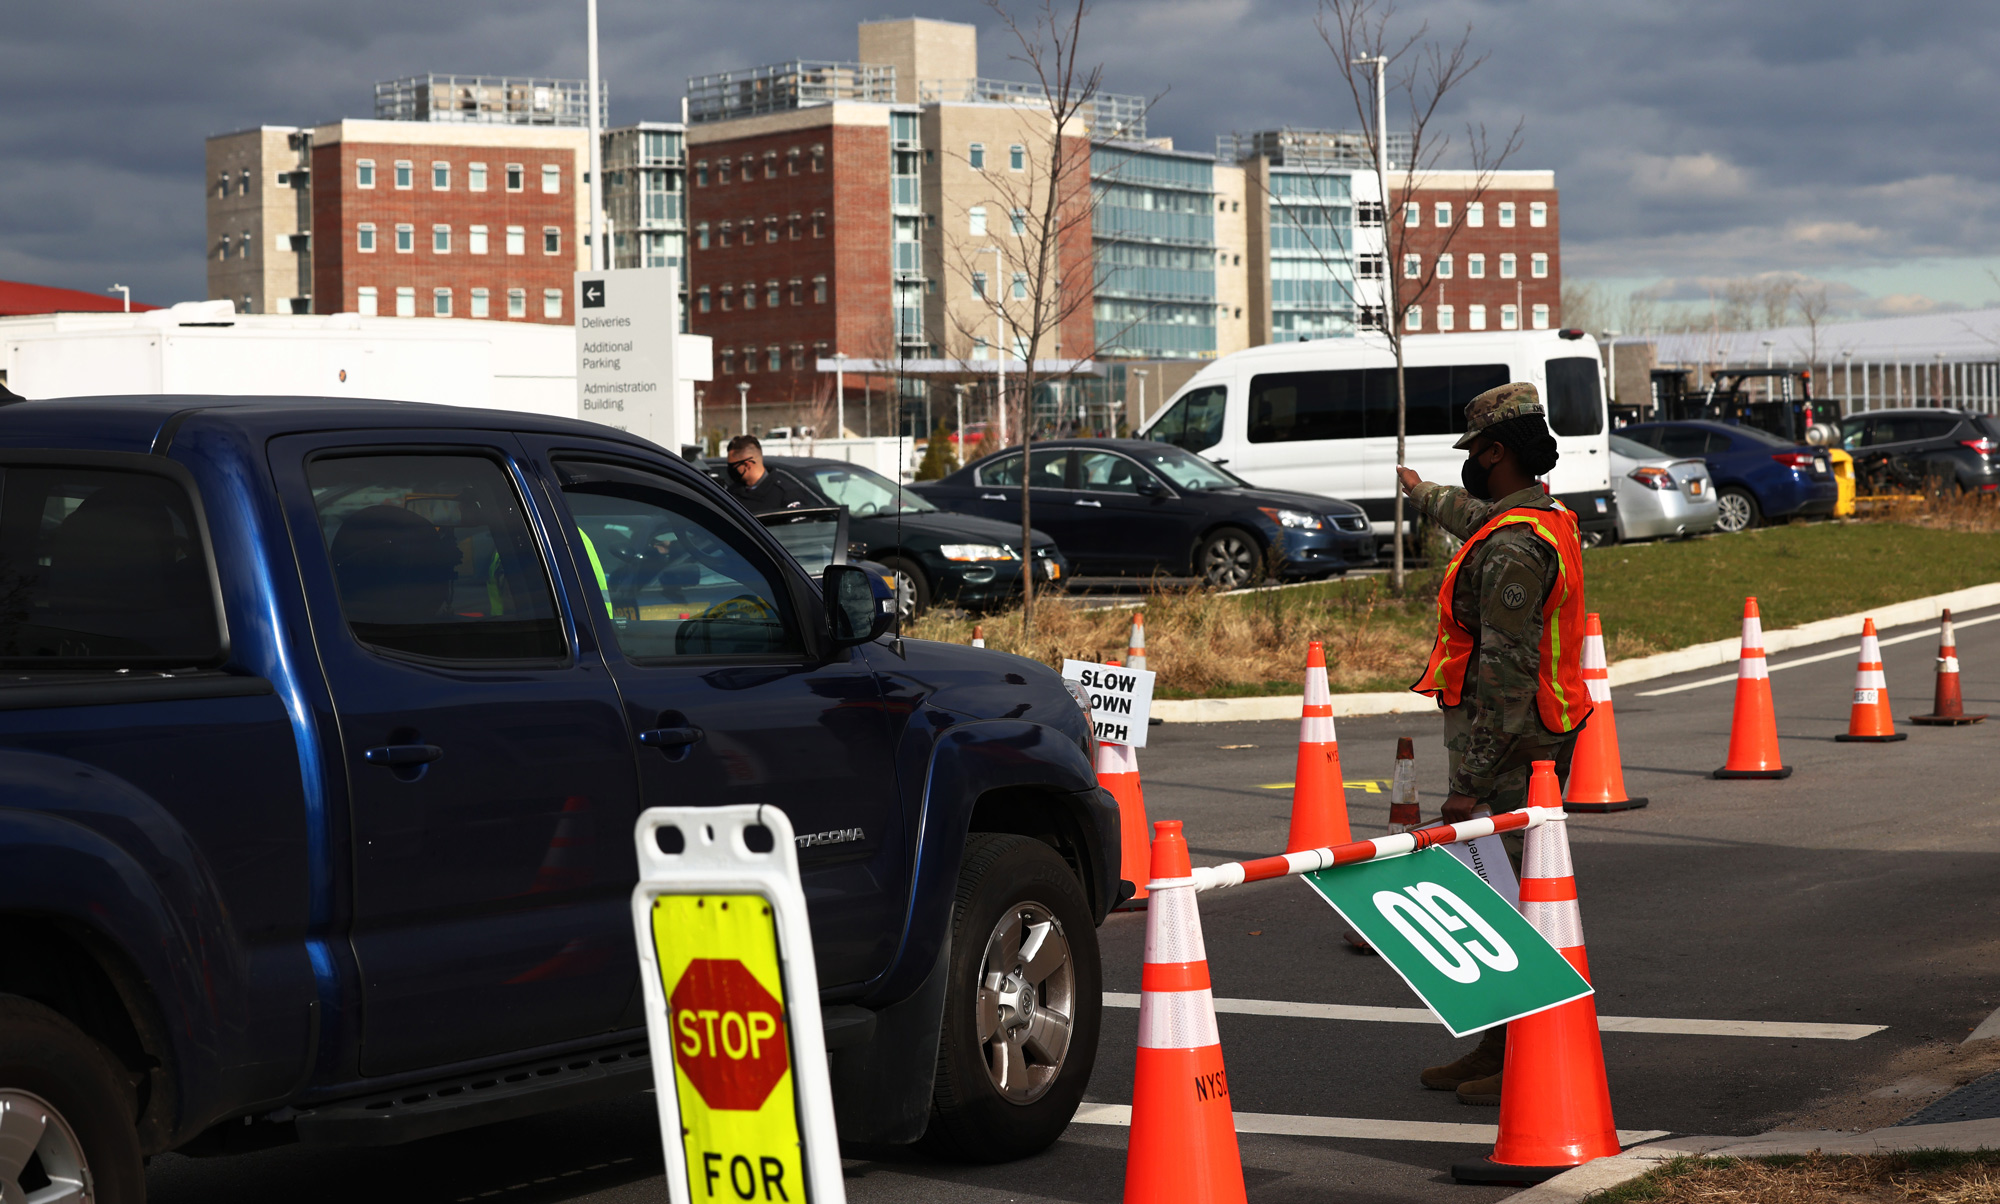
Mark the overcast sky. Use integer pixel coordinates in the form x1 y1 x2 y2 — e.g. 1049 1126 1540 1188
5 0 1997 318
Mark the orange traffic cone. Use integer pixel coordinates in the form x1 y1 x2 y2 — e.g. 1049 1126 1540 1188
526 794 594 894
1123 820 1247 1204
1911 609 1987 725
1714 597 1791 779
1564 614 1648 812
1099 737 1151 912
1835 619 1906 742
1285 641 1352 852
971 624 986 648
1454 761 1620 1185
1128 612 1148 672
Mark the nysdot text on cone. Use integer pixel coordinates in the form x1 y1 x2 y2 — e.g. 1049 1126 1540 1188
1286 641 1352 854
1123 820 1247 1204
1715 597 1792 779
1453 761 1620 1186
1911 608 1987 725
1564 613 1648 813
1835 618 1906 742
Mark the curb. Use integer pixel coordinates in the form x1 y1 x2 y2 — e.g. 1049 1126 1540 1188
1152 581 2000 725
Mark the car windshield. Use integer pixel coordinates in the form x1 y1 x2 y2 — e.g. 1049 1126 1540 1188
1129 446 1242 491
804 462 937 517
1607 434 1654 459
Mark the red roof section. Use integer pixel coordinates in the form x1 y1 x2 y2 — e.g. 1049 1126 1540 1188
0 278 162 317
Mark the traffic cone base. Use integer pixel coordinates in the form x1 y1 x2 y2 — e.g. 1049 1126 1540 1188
1834 731 1907 742
1563 796 1649 813
1714 765 1792 779
1911 713 1986 726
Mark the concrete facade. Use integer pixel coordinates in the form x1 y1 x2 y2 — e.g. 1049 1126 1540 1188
205 127 312 314
1213 163 1249 357
858 17 976 103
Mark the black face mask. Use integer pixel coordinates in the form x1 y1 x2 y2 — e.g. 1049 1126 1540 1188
1461 449 1496 499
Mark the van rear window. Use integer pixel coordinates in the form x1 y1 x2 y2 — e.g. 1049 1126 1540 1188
1247 364 1509 443
1544 357 1605 436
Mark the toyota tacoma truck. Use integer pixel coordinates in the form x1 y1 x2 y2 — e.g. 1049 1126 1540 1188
0 395 1117 1202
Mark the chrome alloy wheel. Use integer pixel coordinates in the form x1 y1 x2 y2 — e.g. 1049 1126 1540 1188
892 569 920 620
975 902 1075 1105
1715 491 1754 533
0 1089 90 1204
1200 532 1259 590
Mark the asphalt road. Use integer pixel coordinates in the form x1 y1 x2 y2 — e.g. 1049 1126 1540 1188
147 603 2000 1204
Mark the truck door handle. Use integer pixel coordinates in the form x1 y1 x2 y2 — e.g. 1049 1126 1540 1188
1073 499 1102 507
364 744 444 767
639 726 705 750
980 493 1006 501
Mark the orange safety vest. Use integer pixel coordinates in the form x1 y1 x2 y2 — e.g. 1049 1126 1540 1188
1416 502 1591 735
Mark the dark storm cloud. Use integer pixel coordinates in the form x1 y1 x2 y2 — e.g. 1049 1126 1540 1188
3 0 1994 305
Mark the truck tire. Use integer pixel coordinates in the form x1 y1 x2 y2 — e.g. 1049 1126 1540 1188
0 995 144 1203
925 833 1101 1163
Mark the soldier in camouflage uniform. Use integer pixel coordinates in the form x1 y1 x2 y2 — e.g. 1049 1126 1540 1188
1397 382 1585 1107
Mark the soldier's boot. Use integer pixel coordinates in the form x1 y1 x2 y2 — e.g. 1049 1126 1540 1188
1419 1025 1505 1092
1456 1070 1502 1106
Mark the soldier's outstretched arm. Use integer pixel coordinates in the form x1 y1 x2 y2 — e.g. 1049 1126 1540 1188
1449 537 1559 800
1400 471 1494 542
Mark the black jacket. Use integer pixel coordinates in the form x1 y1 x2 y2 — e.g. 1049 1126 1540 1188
728 468 816 515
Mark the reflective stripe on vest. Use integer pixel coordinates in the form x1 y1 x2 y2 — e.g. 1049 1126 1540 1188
1414 503 1591 734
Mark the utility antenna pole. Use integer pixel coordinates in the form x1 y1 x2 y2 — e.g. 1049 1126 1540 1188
586 0 604 271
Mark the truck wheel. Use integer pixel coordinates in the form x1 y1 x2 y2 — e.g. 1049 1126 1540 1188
0 995 144 1203
925 833 1101 1163
1715 487 1760 533
877 555 930 620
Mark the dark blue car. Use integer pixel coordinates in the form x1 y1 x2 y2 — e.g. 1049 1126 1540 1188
1618 420 1839 533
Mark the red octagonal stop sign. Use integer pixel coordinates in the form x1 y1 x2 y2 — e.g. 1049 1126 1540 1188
670 958 790 1111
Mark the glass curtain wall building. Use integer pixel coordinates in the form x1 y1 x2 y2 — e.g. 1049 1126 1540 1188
1090 142 1219 360
1268 169 1356 340
602 123 687 272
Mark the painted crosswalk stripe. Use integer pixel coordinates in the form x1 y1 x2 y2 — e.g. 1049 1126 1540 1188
1636 612 2000 697
1071 1102 1670 1146
1102 993 1883 1040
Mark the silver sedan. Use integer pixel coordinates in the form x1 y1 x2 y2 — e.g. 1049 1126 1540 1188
1610 433 1720 541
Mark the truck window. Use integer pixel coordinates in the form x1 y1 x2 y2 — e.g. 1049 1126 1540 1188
1544 357 1606 436
555 460 803 660
0 466 221 668
307 454 566 661
1147 385 1225 453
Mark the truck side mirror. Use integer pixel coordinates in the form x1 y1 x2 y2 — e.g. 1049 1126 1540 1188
824 563 895 646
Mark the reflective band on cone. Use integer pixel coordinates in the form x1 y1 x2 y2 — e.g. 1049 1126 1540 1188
1911 608 1988 726
1124 821 1247 1204
1454 763 1621 1186
1128 613 1147 673
971 624 985 649
1286 641 1352 853
1835 618 1906 742
1563 614 1648 813
1715 597 1793 779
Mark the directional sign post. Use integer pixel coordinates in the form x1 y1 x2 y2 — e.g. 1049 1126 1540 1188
576 266 684 449
1062 659 1155 747
1302 846 1591 1037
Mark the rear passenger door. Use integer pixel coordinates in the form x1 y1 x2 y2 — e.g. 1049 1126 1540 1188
962 447 1073 535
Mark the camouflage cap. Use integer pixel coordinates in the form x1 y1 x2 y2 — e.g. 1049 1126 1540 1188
1453 382 1546 450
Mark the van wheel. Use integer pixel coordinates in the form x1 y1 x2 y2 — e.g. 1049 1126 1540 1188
1196 527 1264 590
925 834 1101 1163
0 996 144 1204
1715 488 1760 533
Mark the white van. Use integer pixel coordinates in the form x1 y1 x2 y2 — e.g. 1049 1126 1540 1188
1138 329 1617 541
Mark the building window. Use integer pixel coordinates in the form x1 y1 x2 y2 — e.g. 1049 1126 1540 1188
698 286 712 313
1012 271 1027 299
718 221 732 247
505 163 524 191
1466 201 1484 227
1437 253 1453 278
813 341 829 366
696 222 711 250
395 224 414 253
1010 144 1025 171
717 158 731 185
434 288 452 317
720 285 734 311
765 280 779 308
357 286 378 316
394 160 412 189
507 288 526 318
1404 305 1422 332
720 349 735 375
433 225 450 253
969 206 987 236
975 337 990 360
471 288 490 318
1437 304 1454 331
695 160 709 186
1357 253 1383 279
503 225 525 256
1469 304 1487 330
811 210 825 238
812 276 827 304
744 345 756 373
1499 252 1517 279
1468 253 1485 278
1531 252 1549 279
742 280 755 310
786 148 800 175
1403 253 1421 279
542 289 562 318
395 286 416 317
1403 201 1420 227
1356 200 1384 226
1529 303 1549 330
768 346 782 372
433 161 450 190
544 227 561 255
356 159 375 188
469 224 488 255
357 223 376 252
239 230 251 258
240 169 250 195
542 164 561 194
969 142 985 170
788 278 801 305
788 213 801 240
810 145 825 172
1501 303 1519 330
1010 208 1026 235
1357 305 1384 330
1434 201 1451 226
790 344 805 371
972 271 987 298
469 162 487 192
765 218 778 244
1498 201 1516 227
1530 201 1548 228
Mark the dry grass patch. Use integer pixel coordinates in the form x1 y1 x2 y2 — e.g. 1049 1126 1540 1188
1594 1152 2000 1204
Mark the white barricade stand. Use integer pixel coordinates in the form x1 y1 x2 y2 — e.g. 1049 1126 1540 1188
633 805 845 1204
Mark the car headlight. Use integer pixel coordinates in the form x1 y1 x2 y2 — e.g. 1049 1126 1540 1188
1258 507 1323 530
939 543 1016 561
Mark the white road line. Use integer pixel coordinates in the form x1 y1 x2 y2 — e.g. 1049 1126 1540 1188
1102 993 1884 1040
1636 611 2000 697
1071 1102 1671 1146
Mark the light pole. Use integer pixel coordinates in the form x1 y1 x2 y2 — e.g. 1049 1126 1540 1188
586 0 604 271
832 351 848 439
1842 349 1853 411
107 284 130 313
953 383 966 467
977 245 1008 445
1130 368 1148 432
737 381 749 436
696 387 706 450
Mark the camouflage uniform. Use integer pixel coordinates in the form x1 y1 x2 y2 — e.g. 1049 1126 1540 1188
1411 383 1578 819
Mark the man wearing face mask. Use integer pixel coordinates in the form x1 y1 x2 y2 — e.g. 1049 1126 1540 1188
723 435 813 514
1394 382 1591 1108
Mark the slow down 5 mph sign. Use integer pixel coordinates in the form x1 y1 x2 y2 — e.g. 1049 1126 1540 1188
1062 659 1156 748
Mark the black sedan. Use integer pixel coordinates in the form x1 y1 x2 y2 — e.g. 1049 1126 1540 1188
912 438 1376 588
705 456 1066 616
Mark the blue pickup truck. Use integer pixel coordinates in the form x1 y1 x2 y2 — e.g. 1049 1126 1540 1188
0 396 1118 1201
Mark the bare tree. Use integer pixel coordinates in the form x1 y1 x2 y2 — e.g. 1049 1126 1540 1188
1317 0 1522 591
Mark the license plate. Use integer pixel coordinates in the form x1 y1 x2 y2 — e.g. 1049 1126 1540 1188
1816 459 1828 475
